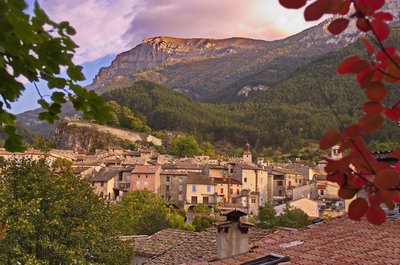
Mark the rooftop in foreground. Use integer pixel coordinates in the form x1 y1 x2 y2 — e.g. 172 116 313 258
201 215 400 265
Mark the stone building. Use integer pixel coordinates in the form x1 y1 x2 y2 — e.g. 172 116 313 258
159 170 188 207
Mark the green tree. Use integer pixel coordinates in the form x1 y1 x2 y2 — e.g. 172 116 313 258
1 0 111 151
191 215 217 232
107 101 151 133
257 204 276 229
275 207 312 229
52 157 72 168
171 135 201 157
112 190 189 235
200 141 216 157
30 133 53 151
0 158 132 264
192 204 212 214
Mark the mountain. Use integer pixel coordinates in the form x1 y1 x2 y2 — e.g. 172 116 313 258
88 22 362 102
100 27 400 149
87 0 400 102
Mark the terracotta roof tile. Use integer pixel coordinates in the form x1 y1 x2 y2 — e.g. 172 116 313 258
133 227 270 265
132 165 160 174
204 215 400 265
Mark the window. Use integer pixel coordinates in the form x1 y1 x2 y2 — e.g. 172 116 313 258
138 174 140 178
277 181 283 186
166 176 170 182
145 175 148 178
220 188 224 193
251 198 256 204
236 189 240 195
207 185 211 192
244 178 247 183
100 182 104 187
288 181 292 187
192 185 197 192
179 177 182 183
166 185 170 192
229 188 233 194
191 196 197 204
232 198 236 203
230 168 233 173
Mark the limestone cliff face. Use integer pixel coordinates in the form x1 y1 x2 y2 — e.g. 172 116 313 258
54 122 120 151
90 37 268 90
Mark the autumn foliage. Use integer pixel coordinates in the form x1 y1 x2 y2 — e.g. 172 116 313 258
279 0 400 225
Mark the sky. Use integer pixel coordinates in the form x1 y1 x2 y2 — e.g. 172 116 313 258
13 0 320 114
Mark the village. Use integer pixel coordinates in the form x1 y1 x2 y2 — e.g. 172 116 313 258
3 142 400 264
0 142 347 220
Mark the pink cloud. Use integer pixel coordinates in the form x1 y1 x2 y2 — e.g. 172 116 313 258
37 0 317 63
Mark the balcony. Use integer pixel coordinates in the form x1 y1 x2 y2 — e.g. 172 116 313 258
114 182 130 190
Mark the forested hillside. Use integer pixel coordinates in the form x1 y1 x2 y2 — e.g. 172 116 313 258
103 30 400 150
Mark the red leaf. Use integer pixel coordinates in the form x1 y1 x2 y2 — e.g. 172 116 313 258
376 46 397 61
338 187 358 199
360 38 375 55
359 114 384 134
320 130 342 150
384 107 400 121
356 18 370 32
348 198 368 220
371 19 390 41
366 206 386 225
279 0 307 9
384 64 400 83
391 150 400 159
365 81 388 101
337 56 360 74
357 69 375 88
344 124 360 138
367 0 385 12
373 12 394 21
304 0 331 21
363 101 383 114
374 167 400 189
328 18 349 35
376 190 397 210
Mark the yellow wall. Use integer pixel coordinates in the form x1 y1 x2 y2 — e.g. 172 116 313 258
185 184 216 204
290 198 319 218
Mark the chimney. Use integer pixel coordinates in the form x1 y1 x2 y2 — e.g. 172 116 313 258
215 210 254 260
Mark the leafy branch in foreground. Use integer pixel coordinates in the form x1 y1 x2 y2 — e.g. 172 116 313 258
1 0 111 151
279 0 400 225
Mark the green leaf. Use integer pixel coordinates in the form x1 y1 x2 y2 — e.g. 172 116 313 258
67 65 85 81
4 126 24 152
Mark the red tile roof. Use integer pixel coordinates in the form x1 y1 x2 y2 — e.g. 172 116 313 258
200 215 400 265
213 178 242 185
132 165 160 174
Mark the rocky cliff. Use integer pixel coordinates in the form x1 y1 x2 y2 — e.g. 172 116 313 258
89 37 268 91
53 121 162 151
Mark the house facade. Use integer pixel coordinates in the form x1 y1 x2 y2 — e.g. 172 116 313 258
130 165 161 193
